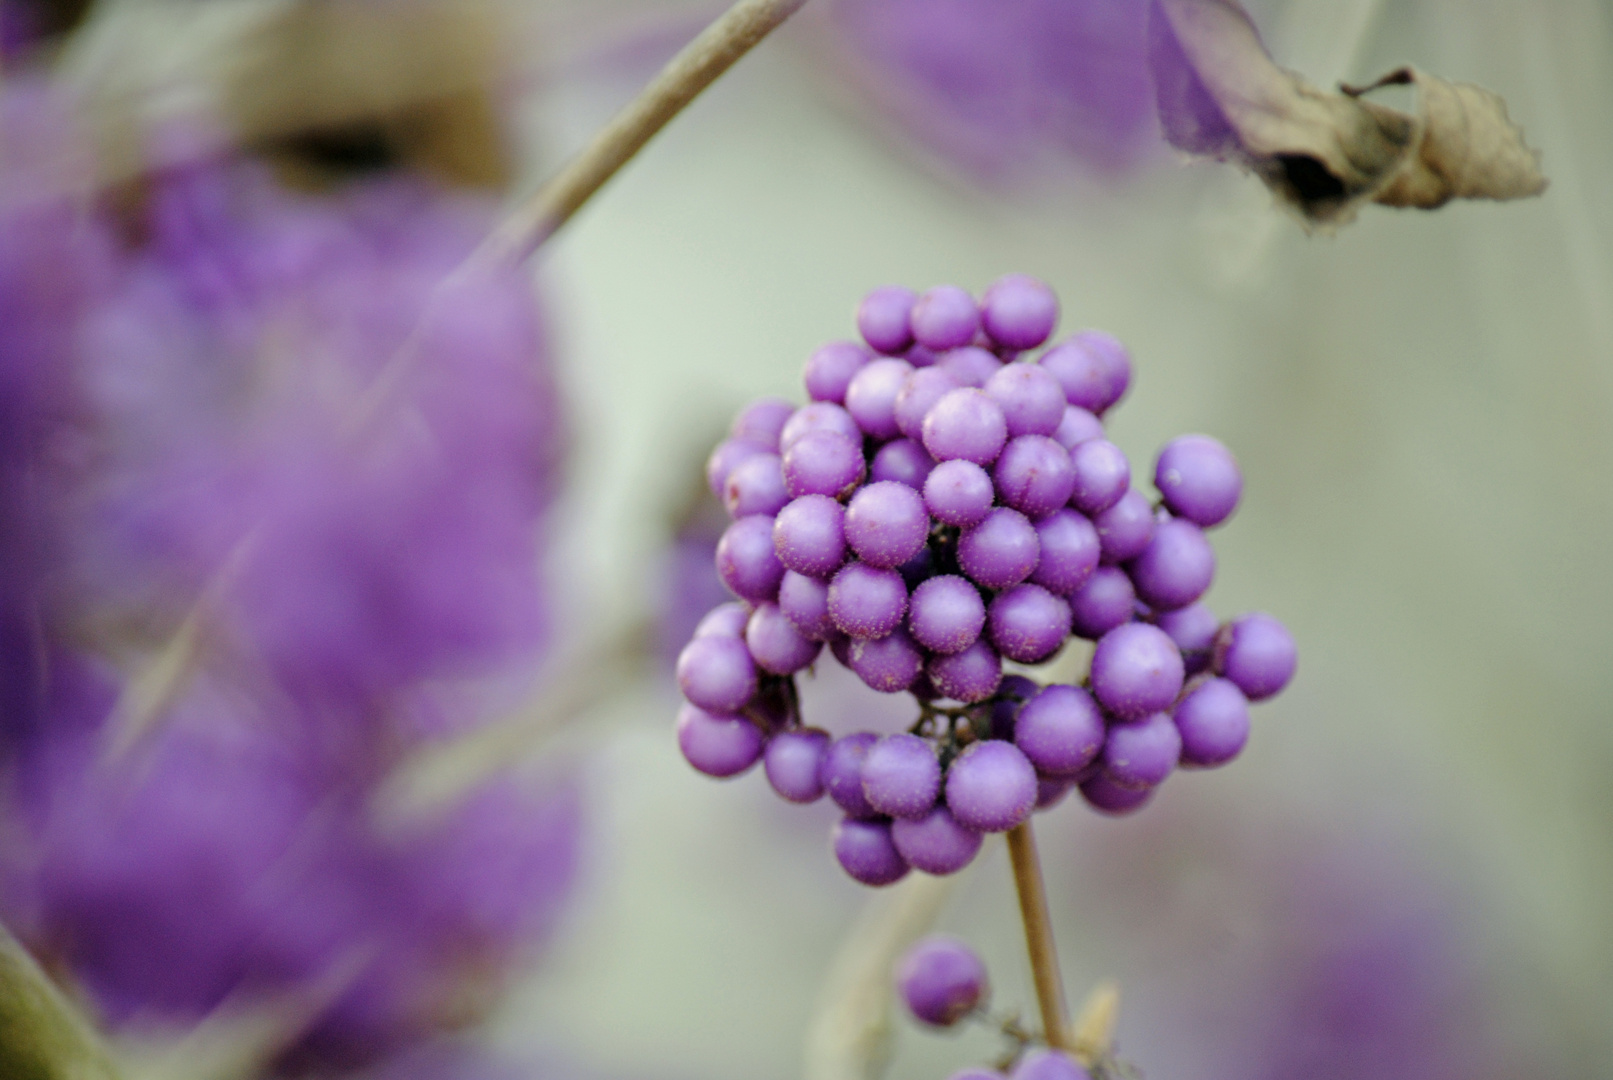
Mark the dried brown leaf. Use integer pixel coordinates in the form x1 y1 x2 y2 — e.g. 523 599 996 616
1149 0 1546 229
1345 68 1549 209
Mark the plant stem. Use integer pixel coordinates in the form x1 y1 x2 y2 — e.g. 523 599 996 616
485 0 809 262
1006 819 1072 1053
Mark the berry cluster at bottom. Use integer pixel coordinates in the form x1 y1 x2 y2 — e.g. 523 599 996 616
675 277 1296 886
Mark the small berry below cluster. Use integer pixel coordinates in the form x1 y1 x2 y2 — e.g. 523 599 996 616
897 936 1105 1080
676 277 1296 886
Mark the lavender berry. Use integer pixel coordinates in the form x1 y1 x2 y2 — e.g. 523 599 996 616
764 727 830 802
896 935 989 1026
945 740 1037 832
1215 613 1297 700
833 817 910 886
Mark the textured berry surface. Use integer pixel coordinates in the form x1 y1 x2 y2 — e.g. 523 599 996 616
946 740 1037 832
672 279 1292 885
1155 434 1242 527
833 817 909 886
1091 623 1185 720
890 806 982 875
1216 613 1297 700
1174 677 1251 767
896 935 989 1026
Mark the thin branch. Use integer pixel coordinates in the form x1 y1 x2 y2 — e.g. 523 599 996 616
1006 821 1072 1054
483 0 809 263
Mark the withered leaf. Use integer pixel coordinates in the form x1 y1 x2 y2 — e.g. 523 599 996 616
1149 0 1547 229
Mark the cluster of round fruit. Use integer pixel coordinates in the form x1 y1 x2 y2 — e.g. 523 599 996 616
674 277 1296 886
897 935 1092 1080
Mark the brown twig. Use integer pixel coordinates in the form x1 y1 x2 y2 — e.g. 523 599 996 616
1006 820 1072 1054
483 0 809 263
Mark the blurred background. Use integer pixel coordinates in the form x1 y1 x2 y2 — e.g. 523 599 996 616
1 1 1610 1079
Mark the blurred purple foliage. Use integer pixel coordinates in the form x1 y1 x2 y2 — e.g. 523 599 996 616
828 0 1158 183
0 77 580 1073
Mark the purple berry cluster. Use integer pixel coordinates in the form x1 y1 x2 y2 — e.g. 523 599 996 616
676 277 1296 886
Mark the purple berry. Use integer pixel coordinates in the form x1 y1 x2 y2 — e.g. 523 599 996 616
1173 677 1250 768
1051 405 1104 453
1038 331 1131 415
778 570 834 640
730 397 795 451
1102 710 1181 789
1215 613 1296 701
773 494 848 579
1093 489 1155 564
723 452 788 517
870 437 935 489
765 727 830 802
857 285 917 354
911 285 981 351
1078 772 1155 816
823 732 880 818
1154 601 1218 675
1127 516 1215 611
706 438 767 498
804 340 872 404
1068 565 1137 639
1030 509 1100 595
716 514 785 603
828 562 909 639
676 704 764 778
890 806 982 875
1014 684 1105 777
1068 439 1130 515
1090 623 1185 721
937 345 1004 388
782 430 866 500
833 817 910 886
1010 1048 1091 1080
980 274 1058 351
676 633 758 713
845 481 930 569
927 639 1003 703
984 363 1065 437
958 508 1040 589
862 733 942 819
896 935 988 1026
922 388 1008 466
993 435 1075 517
908 574 987 655
693 602 750 639
780 401 862 449
924 459 996 527
895 367 965 440
847 628 925 693
845 356 914 440
1155 434 1242 527
987 584 1071 663
746 602 823 674
945 740 1037 832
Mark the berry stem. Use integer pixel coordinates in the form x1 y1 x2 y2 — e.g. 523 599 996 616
485 0 809 262
1005 819 1072 1054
